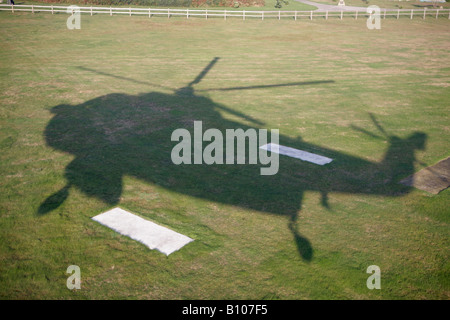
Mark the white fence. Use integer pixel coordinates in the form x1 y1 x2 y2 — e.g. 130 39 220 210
0 4 450 20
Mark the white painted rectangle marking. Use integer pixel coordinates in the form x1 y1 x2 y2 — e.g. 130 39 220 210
92 207 193 256
260 143 333 165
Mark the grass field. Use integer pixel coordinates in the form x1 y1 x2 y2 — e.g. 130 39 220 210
0 9 449 300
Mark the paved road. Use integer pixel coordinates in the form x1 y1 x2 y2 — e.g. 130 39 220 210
294 0 384 11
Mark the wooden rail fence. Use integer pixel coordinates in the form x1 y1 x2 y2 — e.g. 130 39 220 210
1 4 450 20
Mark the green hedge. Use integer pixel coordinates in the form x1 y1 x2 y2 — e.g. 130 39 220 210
33 0 265 7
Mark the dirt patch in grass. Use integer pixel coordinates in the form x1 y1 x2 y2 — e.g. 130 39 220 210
400 157 450 194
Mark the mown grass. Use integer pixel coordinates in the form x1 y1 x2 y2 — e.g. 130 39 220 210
0 11 449 300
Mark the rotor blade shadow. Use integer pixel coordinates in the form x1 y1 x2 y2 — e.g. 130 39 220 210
198 80 335 92
187 57 220 88
350 125 384 140
76 66 174 91
369 112 389 138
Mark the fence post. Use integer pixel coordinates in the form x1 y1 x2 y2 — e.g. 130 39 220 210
206 9 208 19
436 9 439 19
149 8 151 18
397 9 399 19
51 5 53 14
262 11 264 20
355 11 358 20
410 9 413 19
11 4 14 13
423 8 426 19
310 11 313 20
384 9 386 19
243 10 245 20
187 8 189 19
129 7 131 17
168 8 170 18
224 9 226 20
340 10 343 20
32 5 34 14
278 10 280 20
326 10 328 20
294 11 297 21
110 7 112 16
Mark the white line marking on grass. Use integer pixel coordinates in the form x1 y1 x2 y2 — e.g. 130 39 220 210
260 143 333 165
92 207 193 256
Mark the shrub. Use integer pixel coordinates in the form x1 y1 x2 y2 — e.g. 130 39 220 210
275 0 288 8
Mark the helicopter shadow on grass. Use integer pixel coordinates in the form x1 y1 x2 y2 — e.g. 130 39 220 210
38 60 427 262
